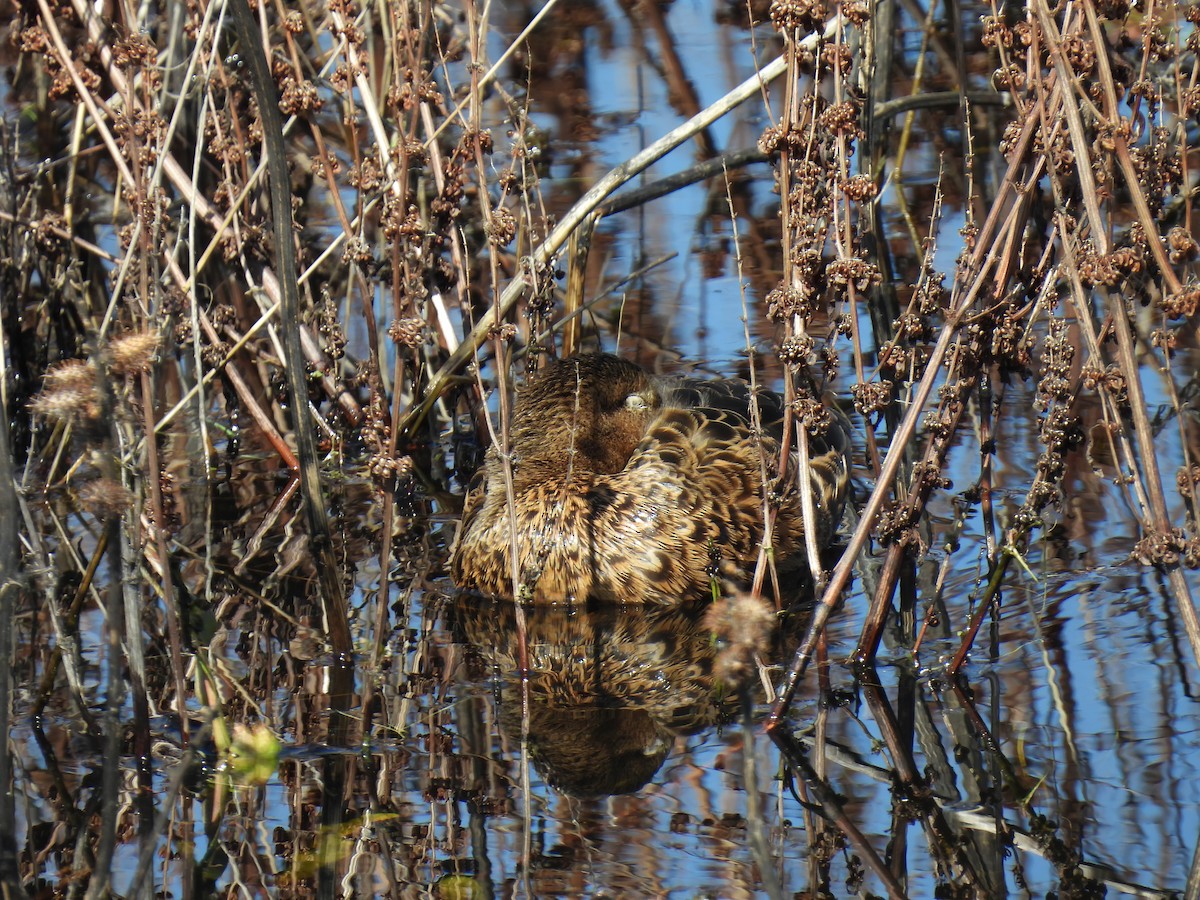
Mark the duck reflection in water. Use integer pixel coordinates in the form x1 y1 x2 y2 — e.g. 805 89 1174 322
451 354 851 604
451 596 796 797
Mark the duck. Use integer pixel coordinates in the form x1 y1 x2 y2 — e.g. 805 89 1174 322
450 353 851 604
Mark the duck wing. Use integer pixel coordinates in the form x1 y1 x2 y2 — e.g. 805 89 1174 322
656 373 786 426
646 375 852 562
608 405 779 588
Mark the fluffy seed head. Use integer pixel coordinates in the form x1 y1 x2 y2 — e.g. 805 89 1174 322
704 591 778 688
29 360 99 422
78 478 135 518
108 329 160 375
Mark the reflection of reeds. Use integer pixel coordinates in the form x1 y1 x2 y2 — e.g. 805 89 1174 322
2 0 1198 894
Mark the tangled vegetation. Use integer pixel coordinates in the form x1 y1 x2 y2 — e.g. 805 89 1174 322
0 0 1197 895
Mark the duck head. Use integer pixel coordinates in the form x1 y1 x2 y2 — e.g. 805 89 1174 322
507 354 659 485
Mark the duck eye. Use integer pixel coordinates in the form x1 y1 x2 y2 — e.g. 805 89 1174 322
624 392 649 411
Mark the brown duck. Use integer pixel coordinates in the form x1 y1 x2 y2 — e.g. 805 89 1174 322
450 354 851 604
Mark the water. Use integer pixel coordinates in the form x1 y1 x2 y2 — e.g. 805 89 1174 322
7 0 1200 896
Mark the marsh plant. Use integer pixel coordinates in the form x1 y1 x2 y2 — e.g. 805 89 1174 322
0 0 1197 895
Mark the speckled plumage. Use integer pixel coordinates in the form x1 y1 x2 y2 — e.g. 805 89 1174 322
452 598 730 795
450 354 851 604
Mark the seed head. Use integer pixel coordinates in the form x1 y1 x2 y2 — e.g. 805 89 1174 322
704 592 778 688
30 360 100 422
108 329 161 375
78 478 135 518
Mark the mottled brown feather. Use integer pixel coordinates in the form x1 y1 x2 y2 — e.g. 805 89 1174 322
450 354 851 604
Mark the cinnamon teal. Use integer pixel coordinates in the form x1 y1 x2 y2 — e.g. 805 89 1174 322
450 354 851 604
